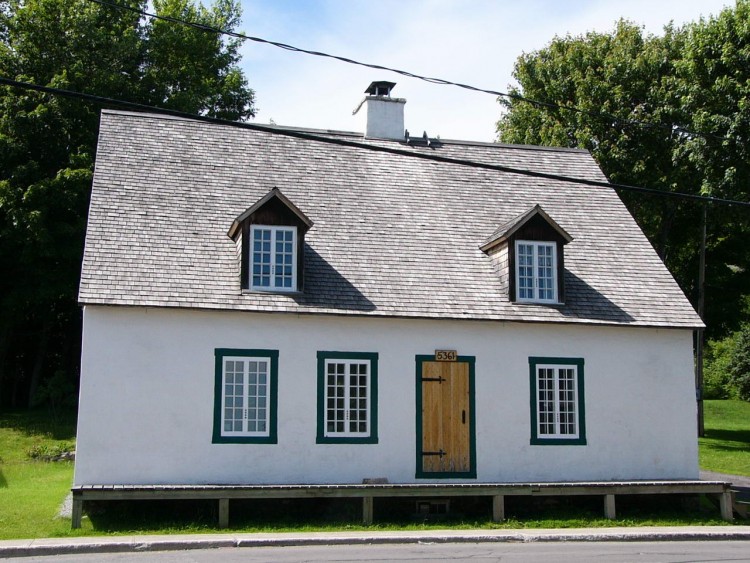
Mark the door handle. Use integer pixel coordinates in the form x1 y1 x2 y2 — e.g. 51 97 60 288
462 410 466 424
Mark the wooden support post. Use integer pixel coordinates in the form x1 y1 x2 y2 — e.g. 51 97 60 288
492 495 505 522
362 496 374 525
719 492 734 522
604 494 616 520
218 498 230 528
696 203 708 437
71 495 83 529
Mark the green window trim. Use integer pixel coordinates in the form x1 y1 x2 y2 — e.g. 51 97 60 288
529 356 586 446
213 348 279 444
316 351 379 444
414 355 477 479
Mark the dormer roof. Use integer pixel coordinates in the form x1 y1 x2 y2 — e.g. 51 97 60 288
228 187 313 240
480 204 572 252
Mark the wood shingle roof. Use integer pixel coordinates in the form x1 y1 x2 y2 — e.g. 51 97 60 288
79 110 702 329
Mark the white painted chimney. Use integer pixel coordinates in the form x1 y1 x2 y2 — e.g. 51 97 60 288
353 81 406 140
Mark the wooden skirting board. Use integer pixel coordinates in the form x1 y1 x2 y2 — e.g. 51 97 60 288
70 480 734 529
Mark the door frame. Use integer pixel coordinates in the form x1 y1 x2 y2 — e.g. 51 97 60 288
415 354 477 479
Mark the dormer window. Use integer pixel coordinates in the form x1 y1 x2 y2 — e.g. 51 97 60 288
480 205 571 305
516 241 557 303
250 225 297 291
228 188 312 293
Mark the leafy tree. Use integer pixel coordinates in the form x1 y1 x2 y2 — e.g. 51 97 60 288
497 6 750 337
728 325 750 401
0 0 255 407
703 333 740 399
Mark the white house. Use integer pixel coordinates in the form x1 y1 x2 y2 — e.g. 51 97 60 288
75 82 703 489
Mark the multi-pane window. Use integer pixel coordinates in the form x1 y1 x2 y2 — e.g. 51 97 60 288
529 357 586 445
325 360 369 436
213 349 278 444
250 226 296 291
516 241 557 303
317 352 378 444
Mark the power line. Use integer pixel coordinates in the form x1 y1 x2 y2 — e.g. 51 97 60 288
85 0 728 144
1 76 747 209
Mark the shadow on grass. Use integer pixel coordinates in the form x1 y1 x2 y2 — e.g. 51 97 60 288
702 428 750 449
0 409 77 441
84 495 728 533
0 468 7 488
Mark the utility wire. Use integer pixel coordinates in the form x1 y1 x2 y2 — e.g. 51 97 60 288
85 0 729 144
1 76 747 208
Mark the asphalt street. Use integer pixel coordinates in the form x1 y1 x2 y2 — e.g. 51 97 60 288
4 541 750 562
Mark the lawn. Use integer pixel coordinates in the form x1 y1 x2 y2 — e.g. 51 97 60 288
0 409 91 539
699 399 750 477
1 401 748 540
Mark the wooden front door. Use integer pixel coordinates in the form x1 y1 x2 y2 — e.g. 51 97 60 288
416 356 475 477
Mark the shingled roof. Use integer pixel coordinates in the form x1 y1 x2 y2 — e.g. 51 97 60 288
79 110 702 329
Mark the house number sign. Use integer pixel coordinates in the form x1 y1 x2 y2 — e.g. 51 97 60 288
434 350 457 362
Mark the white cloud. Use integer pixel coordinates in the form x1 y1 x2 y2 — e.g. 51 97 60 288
239 0 732 142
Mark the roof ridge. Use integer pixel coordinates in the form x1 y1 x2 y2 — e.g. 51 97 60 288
99 109 590 154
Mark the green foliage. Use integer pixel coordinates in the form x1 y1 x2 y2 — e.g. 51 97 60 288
33 369 79 424
497 4 750 337
0 0 255 408
704 334 740 399
26 440 75 461
728 325 750 400
706 324 750 401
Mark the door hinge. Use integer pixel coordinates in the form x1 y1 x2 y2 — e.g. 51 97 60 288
421 377 446 383
421 449 446 457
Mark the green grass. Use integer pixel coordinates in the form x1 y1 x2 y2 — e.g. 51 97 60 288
0 409 88 540
1 402 748 540
699 399 750 477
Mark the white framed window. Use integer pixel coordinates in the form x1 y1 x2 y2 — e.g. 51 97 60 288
515 240 557 303
213 349 278 444
317 352 378 444
529 357 586 445
250 225 296 291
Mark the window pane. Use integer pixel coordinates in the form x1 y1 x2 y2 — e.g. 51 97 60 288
251 228 285 289
222 359 245 434
517 242 557 301
220 355 272 437
323 359 371 437
536 364 578 439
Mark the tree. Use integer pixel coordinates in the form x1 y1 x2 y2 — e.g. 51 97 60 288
0 0 255 408
728 325 750 401
496 6 750 338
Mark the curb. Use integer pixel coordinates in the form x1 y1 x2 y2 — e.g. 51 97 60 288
2 528 750 558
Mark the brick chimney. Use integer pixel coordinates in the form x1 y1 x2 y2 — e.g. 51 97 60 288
353 81 406 140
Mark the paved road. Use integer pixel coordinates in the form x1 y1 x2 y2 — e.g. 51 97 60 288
6 541 750 562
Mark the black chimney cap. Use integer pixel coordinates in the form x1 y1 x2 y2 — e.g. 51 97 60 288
365 81 396 96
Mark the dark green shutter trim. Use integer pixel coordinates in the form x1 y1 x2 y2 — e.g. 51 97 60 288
316 351 379 444
212 348 279 444
529 356 586 446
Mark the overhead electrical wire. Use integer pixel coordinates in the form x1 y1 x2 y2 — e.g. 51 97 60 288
1 76 747 209
84 0 730 144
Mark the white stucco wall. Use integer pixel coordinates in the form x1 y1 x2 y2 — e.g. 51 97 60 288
363 97 405 140
74 306 698 486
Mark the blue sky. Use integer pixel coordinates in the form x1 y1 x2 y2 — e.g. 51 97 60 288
237 1 732 142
